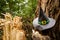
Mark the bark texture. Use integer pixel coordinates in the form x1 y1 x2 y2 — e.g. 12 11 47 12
35 0 60 40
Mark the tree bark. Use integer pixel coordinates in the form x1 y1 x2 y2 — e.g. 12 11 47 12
35 0 60 40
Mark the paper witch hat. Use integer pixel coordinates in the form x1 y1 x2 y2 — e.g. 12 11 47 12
33 7 56 30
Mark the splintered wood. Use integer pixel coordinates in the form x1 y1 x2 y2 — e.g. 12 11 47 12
1 13 51 40
0 13 26 40
32 29 50 40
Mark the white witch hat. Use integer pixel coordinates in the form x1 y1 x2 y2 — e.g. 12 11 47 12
33 7 56 30
33 17 56 30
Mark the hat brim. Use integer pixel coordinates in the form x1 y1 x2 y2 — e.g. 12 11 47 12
33 17 56 30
